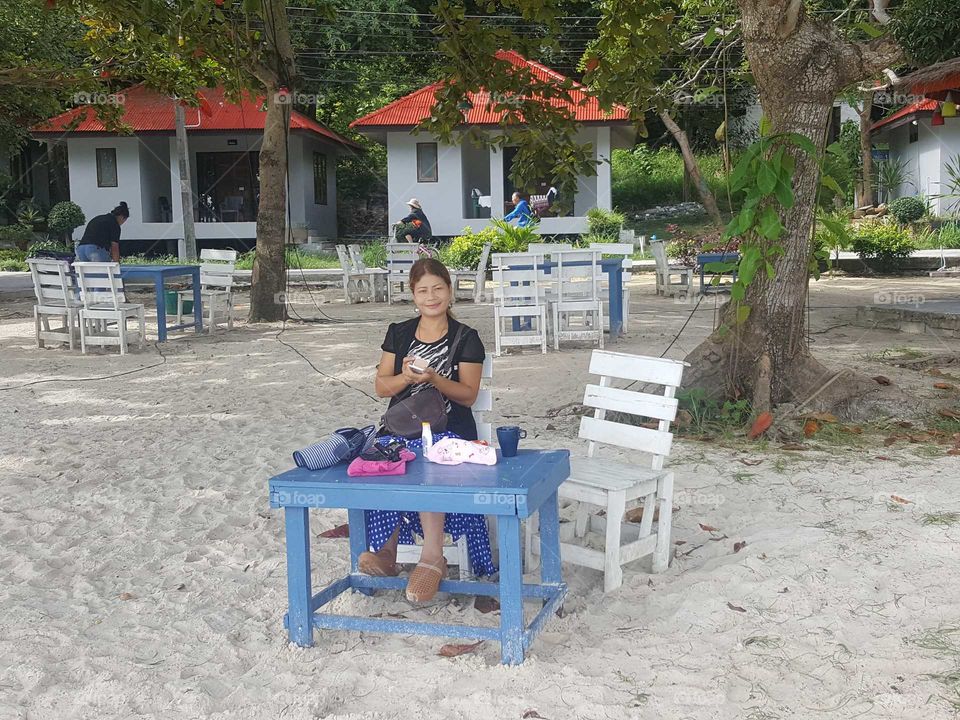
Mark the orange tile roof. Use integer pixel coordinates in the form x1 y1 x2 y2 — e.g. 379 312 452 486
32 84 360 148
350 50 629 129
872 99 939 131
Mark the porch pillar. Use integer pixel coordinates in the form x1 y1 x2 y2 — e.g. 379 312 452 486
596 126 612 210
489 139 504 222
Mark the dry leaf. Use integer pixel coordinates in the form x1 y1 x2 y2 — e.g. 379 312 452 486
883 435 904 447
948 448 960 456
803 420 819 438
934 383 956 391
780 443 808 451
939 408 960 419
733 541 748 553
699 523 719 532
909 433 934 443
875 455 893 461
674 540 687 546
890 495 913 504
727 602 747 613
895 420 914 428
840 425 863 434
474 596 499 614
319 523 350 539
738 458 762 466
522 711 549 720
438 640 484 657
748 412 773 440
119 592 135 601
873 375 892 385
802 412 838 423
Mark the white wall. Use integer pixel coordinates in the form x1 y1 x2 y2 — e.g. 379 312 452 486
885 118 960 215
384 125 612 237
291 133 339 239
67 136 142 242
138 136 172 223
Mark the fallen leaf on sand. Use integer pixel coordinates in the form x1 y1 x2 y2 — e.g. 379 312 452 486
474 596 499 614
803 420 819 438
939 408 960 420
840 425 863 434
948 448 960 456
780 443 808 451
802 412 838 423
883 435 905 446
875 455 893 461
699 523 719 532
748 412 773 440
895 420 914 428
119 592 135 600
674 540 687 546
522 711 549 720
438 640 484 657
738 458 762 466
934 383 957 391
319 523 350 539
890 495 913 504
873 376 892 385
734 541 748 553
909 433 934 443
727 602 747 613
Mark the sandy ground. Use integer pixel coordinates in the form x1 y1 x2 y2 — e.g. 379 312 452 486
2 273 960 719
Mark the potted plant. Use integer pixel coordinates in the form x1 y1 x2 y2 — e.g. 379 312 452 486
47 201 86 246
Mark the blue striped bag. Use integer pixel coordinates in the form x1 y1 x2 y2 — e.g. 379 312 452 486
293 425 377 471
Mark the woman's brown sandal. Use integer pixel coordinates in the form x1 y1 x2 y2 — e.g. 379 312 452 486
405 557 448 602
358 546 400 576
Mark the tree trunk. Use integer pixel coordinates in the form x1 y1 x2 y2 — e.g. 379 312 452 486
682 1 903 411
174 103 197 261
659 110 723 225
249 0 296 323
857 91 875 208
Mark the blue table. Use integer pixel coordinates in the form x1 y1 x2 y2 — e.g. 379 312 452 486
119 265 202 342
696 252 740 295
507 257 626 340
268 448 570 665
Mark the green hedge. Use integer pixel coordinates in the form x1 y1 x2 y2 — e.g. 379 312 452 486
851 222 916 273
0 249 28 271
611 146 729 211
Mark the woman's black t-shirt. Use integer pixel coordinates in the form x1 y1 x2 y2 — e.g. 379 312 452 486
380 316 485 440
79 213 121 250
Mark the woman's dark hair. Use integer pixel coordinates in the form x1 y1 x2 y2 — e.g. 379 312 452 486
111 201 130 218
409 258 454 317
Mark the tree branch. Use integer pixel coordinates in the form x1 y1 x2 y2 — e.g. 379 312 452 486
838 33 905 88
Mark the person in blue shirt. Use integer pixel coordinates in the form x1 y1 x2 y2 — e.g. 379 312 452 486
503 192 533 227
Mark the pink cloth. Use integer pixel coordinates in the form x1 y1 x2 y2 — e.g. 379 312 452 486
425 438 498 466
347 448 416 477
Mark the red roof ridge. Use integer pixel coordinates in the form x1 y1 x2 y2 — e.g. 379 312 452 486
349 83 442 129
872 99 938 131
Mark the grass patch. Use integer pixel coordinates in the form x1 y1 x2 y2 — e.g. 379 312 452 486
0 249 28 271
920 512 960 526
913 627 960 711
235 248 339 270
612 146 732 212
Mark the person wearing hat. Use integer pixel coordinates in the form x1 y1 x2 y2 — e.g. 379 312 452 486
393 198 432 243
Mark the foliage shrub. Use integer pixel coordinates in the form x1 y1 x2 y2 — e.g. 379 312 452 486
442 219 540 269
851 222 916 273
892 0 960 66
0 249 28 271
27 236 73 256
889 196 927 225
611 146 729 211
664 223 733 266
47 201 86 236
586 207 625 240
0 224 37 250
362 240 386 269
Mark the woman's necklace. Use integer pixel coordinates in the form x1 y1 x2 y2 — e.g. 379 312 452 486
415 318 449 344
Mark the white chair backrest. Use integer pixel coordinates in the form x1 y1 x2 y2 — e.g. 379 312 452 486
471 356 494 444
199 248 236 291
27 258 77 307
348 244 367 271
648 238 670 274
335 244 353 273
527 242 573 257
475 242 493 273
74 262 126 309
579 350 687 471
386 243 419 277
554 249 601 302
492 253 544 307
590 243 634 274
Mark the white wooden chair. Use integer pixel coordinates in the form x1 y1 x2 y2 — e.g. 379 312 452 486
619 228 645 256
550 249 604 351
526 350 687 592
336 244 376 303
74 262 145 355
396 356 494 579
590 242 634 332
449 242 492 304
176 249 236 331
385 243 420 303
649 238 694 297
27 258 82 350
492 253 548 356
527 242 574 256
348 244 388 302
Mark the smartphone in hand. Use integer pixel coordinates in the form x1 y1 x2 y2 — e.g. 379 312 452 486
408 356 428 374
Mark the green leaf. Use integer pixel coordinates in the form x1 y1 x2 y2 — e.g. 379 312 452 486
731 282 745 301
736 305 751 324
704 27 717 47
784 133 816 155
821 174 843 197
757 162 778 195
774 179 794 209
855 21 884 38
738 246 762 286
759 115 772 137
758 206 784 240
765 261 776 280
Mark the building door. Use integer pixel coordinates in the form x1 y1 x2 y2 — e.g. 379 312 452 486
195 151 260 222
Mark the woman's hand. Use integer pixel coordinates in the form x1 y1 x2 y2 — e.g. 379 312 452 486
399 356 425 385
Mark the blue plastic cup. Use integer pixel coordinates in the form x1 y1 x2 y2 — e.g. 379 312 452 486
496 426 527 457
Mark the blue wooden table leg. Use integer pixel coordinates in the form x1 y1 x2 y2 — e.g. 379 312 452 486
192 268 203 334
606 266 623 340
538 492 563 585
154 275 167 342
347 509 374 596
285 506 314 647
497 514 524 665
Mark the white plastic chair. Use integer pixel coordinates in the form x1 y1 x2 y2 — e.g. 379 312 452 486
550 249 604 351
176 249 236 332
449 242 492 303
649 238 694 297
396 356 494 579
492 253 548 356
526 350 687 592
74 262 145 355
590 242 634 332
27 258 82 350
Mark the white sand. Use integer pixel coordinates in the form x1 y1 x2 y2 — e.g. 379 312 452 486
2 274 960 719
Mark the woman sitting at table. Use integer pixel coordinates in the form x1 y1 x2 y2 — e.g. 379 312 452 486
359 257 494 602
76 201 129 262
